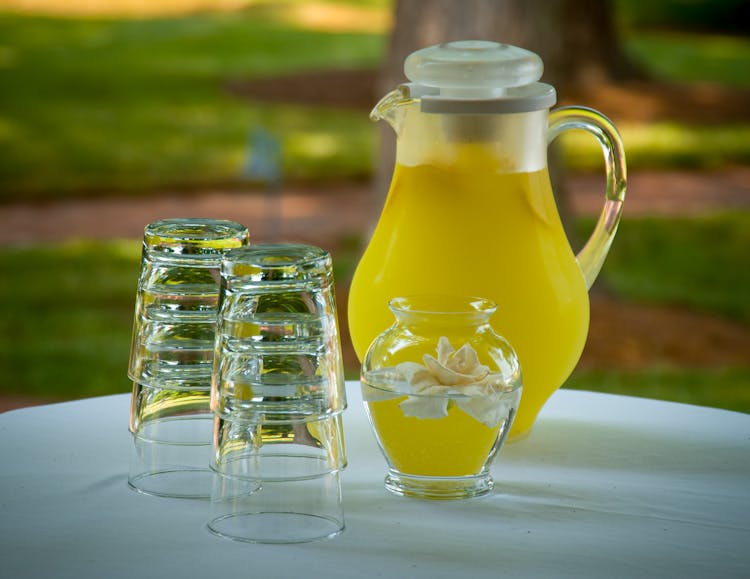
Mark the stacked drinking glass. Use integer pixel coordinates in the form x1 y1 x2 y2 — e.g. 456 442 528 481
128 219 250 498
208 243 347 543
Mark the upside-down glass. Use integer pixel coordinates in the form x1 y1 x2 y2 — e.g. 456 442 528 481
128 383 215 498
208 243 347 542
208 469 344 544
127 218 249 498
208 412 346 543
211 412 346 480
211 244 346 420
361 295 522 500
128 219 250 391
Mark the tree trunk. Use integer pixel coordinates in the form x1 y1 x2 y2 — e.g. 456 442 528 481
382 0 637 99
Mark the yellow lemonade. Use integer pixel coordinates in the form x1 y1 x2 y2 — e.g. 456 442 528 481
349 147 589 439
364 391 502 476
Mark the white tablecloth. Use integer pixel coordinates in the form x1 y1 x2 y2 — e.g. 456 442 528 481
1 383 748 579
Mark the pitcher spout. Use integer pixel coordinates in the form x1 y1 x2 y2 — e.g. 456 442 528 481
370 85 414 134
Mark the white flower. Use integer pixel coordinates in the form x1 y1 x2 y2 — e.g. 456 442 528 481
394 337 511 427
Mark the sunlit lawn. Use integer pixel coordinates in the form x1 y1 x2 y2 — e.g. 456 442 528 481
1 5 750 199
0 240 140 400
566 368 750 414
626 30 750 89
588 214 750 322
0 7 384 198
1 216 748 412
1 1 749 413
567 213 750 414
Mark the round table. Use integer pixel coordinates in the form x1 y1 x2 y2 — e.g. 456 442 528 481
1 383 748 578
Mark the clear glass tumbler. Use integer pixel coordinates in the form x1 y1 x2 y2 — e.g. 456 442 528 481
128 383 215 498
128 218 250 390
208 469 345 544
211 243 346 420
127 218 249 498
208 243 347 542
208 411 347 543
211 412 346 481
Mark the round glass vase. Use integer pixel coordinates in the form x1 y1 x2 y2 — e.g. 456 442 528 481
360 295 522 500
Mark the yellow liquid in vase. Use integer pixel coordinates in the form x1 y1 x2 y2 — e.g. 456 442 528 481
364 394 501 476
349 147 589 439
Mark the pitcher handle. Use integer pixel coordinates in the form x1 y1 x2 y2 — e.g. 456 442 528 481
548 106 627 290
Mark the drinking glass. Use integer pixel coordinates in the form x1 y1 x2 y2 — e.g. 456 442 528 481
128 383 215 498
208 469 344 544
211 413 346 481
128 219 249 390
208 243 347 541
208 412 346 543
127 218 249 497
211 244 346 419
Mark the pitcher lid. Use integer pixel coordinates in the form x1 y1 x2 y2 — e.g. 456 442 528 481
403 40 556 113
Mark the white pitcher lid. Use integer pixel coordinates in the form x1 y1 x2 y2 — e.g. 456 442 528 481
403 40 556 113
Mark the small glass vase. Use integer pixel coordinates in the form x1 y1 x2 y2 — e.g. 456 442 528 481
360 295 522 500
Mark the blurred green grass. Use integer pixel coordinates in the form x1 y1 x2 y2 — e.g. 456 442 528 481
566 368 750 414
1 2 748 412
1 5 750 198
626 31 750 88
567 213 750 413
581 213 750 322
0 8 383 198
0 240 139 399
1 216 748 411
563 123 750 171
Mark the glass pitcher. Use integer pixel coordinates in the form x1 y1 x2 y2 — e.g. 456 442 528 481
348 41 626 440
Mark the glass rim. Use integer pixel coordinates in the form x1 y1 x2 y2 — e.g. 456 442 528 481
223 243 329 266
144 218 248 242
142 218 249 258
388 294 497 317
213 408 346 426
221 243 332 282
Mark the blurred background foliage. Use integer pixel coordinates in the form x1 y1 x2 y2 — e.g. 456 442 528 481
1 0 749 198
0 0 748 412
